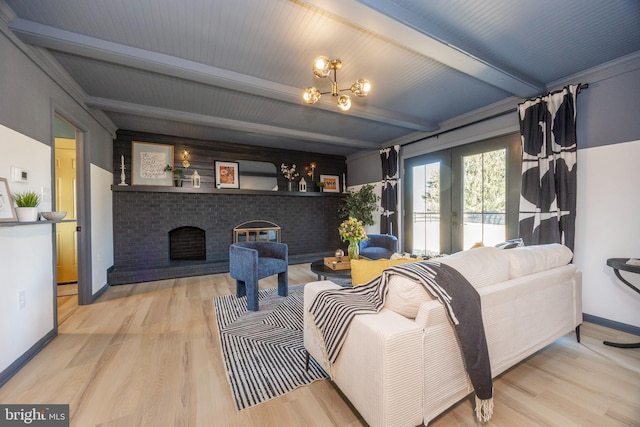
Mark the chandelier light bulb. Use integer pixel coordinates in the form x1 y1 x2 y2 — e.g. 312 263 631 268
351 78 371 97
313 56 331 78
337 94 351 111
303 86 321 104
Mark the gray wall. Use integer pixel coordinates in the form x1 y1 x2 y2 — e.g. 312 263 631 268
0 32 115 169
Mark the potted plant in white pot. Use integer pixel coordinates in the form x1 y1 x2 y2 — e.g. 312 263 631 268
12 190 41 222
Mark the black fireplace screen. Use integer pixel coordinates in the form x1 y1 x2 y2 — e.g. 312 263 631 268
169 226 206 260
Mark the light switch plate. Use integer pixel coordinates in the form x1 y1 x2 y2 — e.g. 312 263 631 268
11 166 28 183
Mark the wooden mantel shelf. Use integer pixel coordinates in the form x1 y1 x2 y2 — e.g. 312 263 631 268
111 185 345 197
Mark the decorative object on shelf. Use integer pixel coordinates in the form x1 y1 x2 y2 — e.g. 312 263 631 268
302 57 371 111
215 161 240 189
0 177 17 222
339 216 368 260
118 154 128 186
191 170 201 188
343 173 347 193
299 177 307 192
305 162 316 181
12 190 41 222
40 211 67 221
182 150 190 168
132 141 174 186
316 181 325 192
164 165 184 187
320 174 339 193
280 163 299 191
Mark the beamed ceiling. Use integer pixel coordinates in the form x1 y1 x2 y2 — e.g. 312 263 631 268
3 0 640 156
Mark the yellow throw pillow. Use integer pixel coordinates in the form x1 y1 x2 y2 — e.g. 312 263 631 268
350 258 419 286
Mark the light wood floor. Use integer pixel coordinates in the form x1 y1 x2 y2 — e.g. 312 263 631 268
57 283 78 325
2 264 639 426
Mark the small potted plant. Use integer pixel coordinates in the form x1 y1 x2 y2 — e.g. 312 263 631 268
164 165 185 187
12 190 41 222
316 181 325 192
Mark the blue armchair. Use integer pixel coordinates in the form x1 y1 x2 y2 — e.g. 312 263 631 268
229 241 288 311
358 234 398 260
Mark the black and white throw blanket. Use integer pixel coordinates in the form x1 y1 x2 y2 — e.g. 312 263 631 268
308 261 494 422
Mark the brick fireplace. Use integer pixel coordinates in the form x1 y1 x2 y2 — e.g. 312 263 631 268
107 187 344 285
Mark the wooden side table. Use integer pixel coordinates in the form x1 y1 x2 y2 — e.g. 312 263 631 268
604 258 640 348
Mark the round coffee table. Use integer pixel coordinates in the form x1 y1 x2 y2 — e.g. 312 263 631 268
310 259 352 281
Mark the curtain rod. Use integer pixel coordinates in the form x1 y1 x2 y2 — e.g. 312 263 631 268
400 83 588 149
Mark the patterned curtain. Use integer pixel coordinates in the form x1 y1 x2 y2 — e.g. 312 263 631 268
380 145 400 236
518 84 580 251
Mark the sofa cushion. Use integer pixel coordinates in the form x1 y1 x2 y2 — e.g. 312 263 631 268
385 274 434 319
439 246 510 288
350 258 419 286
504 243 573 278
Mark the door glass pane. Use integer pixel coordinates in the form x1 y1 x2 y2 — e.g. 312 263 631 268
412 162 440 256
462 149 506 249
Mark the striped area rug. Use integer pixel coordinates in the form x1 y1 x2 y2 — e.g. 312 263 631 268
214 284 327 410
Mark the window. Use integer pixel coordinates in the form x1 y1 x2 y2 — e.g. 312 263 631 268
404 133 521 254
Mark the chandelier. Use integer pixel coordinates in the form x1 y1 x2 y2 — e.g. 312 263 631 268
302 56 371 111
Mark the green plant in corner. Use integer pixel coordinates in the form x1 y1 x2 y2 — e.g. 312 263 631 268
12 190 41 207
338 184 380 226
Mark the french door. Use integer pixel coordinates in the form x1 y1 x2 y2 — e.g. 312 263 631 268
404 133 521 255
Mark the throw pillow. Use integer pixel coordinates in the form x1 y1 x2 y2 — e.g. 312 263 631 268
385 274 434 319
350 258 418 286
504 243 573 278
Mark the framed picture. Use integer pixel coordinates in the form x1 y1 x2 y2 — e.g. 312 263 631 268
132 141 174 186
0 177 17 222
320 174 339 193
215 161 240 189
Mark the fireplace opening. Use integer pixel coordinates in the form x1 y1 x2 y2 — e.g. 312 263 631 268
169 226 206 260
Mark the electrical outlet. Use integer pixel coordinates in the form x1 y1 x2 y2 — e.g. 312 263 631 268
18 290 26 310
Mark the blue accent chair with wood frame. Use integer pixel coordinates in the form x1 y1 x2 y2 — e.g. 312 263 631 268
358 234 398 260
229 241 288 311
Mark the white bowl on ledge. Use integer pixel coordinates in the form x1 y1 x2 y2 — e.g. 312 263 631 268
40 211 67 221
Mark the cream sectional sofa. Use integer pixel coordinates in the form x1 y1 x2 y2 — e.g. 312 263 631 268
304 244 582 427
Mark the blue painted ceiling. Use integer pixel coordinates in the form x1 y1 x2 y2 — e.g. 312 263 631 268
4 0 640 155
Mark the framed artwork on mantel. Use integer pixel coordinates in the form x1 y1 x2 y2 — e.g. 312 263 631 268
320 174 339 193
0 177 17 222
215 161 240 189
132 142 174 186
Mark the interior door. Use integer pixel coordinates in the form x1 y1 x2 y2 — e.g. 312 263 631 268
55 138 78 284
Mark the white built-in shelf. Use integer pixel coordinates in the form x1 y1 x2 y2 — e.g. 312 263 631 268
0 219 75 228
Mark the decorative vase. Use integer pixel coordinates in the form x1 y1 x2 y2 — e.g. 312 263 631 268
16 207 39 222
287 181 293 191
348 241 359 260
